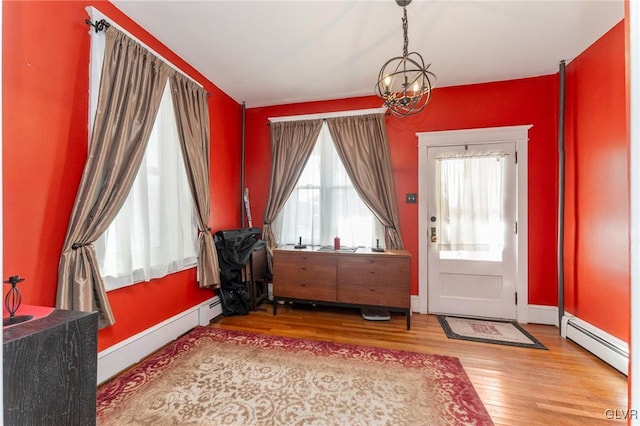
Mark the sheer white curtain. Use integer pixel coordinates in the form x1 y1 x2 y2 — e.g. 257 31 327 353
94 83 198 291
437 153 506 261
274 122 383 248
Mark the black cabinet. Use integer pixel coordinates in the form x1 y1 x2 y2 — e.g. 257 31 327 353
4 309 98 425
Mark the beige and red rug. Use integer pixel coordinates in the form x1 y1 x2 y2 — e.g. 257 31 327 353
97 327 493 425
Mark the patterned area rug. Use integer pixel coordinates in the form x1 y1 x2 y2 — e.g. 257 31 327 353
437 315 547 350
97 327 493 425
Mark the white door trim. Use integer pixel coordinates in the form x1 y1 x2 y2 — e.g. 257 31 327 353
417 125 532 323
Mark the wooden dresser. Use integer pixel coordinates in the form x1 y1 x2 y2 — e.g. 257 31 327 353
272 246 411 329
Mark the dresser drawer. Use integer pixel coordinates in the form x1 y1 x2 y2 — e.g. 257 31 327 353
337 256 409 288
338 284 410 308
273 251 337 301
275 281 336 301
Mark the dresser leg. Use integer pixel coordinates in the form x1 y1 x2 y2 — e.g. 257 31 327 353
406 310 411 330
273 298 278 315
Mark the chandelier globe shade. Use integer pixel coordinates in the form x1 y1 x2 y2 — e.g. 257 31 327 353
375 0 436 117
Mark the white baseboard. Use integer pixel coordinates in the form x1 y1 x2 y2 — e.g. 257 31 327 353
97 296 222 385
526 304 558 326
561 313 629 375
411 295 421 313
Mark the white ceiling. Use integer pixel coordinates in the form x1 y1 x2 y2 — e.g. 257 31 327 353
110 0 624 108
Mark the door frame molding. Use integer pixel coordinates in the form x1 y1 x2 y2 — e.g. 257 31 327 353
417 125 532 322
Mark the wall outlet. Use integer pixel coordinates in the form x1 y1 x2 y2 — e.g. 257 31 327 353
406 193 417 203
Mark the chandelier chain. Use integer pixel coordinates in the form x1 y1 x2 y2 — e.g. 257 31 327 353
402 7 409 57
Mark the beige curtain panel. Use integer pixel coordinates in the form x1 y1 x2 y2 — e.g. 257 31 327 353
263 119 323 252
170 73 220 288
326 114 405 249
57 27 168 328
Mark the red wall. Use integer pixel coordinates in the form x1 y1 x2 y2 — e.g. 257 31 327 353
245 75 559 306
564 21 629 341
3 1 242 351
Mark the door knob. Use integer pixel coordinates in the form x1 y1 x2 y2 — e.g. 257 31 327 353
430 227 437 243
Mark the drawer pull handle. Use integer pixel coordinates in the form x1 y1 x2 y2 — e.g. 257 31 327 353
301 267 307 270
369 288 376 292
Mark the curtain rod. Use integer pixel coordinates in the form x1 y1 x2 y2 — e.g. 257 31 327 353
85 7 203 89
268 107 388 124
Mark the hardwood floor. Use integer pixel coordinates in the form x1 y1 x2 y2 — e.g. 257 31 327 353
210 303 628 425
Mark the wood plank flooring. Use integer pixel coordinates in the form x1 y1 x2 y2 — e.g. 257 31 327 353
210 303 628 425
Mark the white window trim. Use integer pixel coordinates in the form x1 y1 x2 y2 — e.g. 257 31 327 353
267 107 387 123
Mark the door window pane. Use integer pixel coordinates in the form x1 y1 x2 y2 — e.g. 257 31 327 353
436 154 506 261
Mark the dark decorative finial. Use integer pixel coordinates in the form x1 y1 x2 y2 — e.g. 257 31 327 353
85 18 111 33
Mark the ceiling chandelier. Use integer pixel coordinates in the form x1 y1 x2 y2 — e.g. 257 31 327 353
375 0 436 117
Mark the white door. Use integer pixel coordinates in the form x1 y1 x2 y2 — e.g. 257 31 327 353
427 142 517 319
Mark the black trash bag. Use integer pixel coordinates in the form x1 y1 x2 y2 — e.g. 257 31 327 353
214 228 266 316
217 283 250 316
214 228 265 285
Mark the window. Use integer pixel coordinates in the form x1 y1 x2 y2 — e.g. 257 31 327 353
274 122 383 248
87 12 197 291
94 83 198 291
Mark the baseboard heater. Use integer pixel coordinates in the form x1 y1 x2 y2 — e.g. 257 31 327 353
198 296 223 325
561 315 628 375
97 296 223 385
